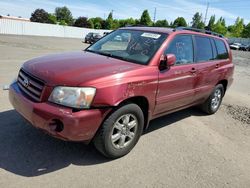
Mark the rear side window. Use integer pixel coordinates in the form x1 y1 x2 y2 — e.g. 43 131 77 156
165 35 193 65
194 36 213 62
214 39 229 59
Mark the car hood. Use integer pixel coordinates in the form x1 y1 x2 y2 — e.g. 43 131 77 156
23 51 143 86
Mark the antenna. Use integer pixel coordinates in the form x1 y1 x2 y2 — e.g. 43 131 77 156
204 2 209 24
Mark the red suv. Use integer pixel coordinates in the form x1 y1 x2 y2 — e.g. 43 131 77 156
9 27 234 158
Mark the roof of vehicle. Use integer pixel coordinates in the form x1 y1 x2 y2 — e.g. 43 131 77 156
121 26 174 34
121 26 225 40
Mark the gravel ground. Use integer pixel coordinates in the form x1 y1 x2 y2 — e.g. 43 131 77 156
0 34 250 188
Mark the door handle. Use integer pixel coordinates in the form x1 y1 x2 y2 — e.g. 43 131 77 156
215 64 219 68
190 68 196 74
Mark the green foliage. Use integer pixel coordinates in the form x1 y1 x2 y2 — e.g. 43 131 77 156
74 17 90 28
173 17 187 27
47 14 57 24
89 17 104 29
140 10 152 26
55 6 73 26
88 19 94 29
30 9 49 23
242 22 250 38
105 12 113 29
112 19 120 29
119 18 136 27
207 15 215 30
213 20 227 35
231 17 244 37
59 20 67 26
191 12 205 29
154 19 169 27
29 8 249 38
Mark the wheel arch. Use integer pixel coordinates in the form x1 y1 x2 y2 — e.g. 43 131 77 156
216 79 228 95
116 96 150 130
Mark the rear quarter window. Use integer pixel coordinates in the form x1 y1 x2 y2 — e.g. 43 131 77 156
214 39 229 59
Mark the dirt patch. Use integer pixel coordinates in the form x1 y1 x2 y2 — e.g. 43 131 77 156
225 104 250 125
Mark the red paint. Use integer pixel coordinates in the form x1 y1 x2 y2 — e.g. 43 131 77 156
9 27 234 142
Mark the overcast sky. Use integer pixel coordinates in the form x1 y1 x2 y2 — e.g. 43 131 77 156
0 0 249 26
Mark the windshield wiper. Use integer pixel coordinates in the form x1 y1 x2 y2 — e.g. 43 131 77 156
85 49 113 57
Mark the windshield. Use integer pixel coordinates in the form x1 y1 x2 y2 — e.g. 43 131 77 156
86 29 168 65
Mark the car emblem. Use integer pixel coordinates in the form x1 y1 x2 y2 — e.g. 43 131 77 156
23 78 30 87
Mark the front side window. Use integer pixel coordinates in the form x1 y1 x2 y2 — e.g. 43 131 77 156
214 39 229 59
165 35 193 65
194 36 213 62
86 29 168 65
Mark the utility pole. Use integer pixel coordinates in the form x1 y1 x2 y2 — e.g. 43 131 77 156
204 2 209 25
111 9 114 18
153 7 157 23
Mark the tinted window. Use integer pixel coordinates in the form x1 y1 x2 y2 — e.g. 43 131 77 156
194 36 213 62
165 35 193 65
210 39 218 60
214 39 229 59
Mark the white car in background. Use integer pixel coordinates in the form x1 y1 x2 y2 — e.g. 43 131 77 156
229 43 241 50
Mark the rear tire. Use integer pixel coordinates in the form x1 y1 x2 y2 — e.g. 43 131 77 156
93 103 144 159
200 84 224 114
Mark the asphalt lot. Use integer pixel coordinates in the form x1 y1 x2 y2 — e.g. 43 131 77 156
0 34 250 188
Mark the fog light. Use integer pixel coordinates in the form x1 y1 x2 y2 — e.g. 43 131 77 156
49 119 64 132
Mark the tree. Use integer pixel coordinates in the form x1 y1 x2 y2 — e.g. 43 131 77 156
173 17 187 27
140 10 152 26
207 15 215 30
89 17 104 29
30 9 49 23
231 17 244 37
191 12 204 29
88 19 94 29
154 19 169 27
55 6 73 26
105 12 113 29
59 20 67 26
119 18 135 27
242 22 250 38
112 19 120 29
213 20 227 35
47 14 57 24
74 17 90 28
219 17 226 27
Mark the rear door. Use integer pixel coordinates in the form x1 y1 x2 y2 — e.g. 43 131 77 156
194 36 230 102
154 34 198 115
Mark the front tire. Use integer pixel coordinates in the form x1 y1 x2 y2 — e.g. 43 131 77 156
93 103 144 159
200 84 224 114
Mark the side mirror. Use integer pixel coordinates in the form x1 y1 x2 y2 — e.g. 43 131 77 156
159 54 176 71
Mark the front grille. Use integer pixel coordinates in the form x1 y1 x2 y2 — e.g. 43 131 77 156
17 69 45 102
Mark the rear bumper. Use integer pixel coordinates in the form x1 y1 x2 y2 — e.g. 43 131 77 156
9 82 111 142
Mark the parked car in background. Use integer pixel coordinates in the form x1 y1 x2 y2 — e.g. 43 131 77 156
239 44 250 51
84 32 102 44
229 43 241 50
103 32 110 36
9 27 234 158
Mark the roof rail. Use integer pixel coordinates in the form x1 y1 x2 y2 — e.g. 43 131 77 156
174 27 224 38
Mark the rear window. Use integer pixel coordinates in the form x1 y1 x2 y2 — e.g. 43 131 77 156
194 36 213 62
214 39 229 59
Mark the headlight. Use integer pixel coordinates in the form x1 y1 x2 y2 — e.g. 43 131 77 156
48 86 96 109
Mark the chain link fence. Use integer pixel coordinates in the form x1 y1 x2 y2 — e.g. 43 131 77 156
228 38 250 45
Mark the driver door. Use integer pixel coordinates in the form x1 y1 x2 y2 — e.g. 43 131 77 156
154 35 198 115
